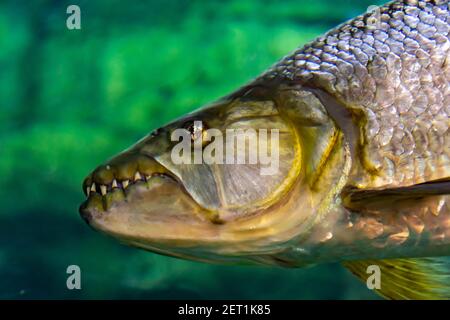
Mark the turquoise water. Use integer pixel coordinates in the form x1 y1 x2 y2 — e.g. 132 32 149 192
0 0 385 299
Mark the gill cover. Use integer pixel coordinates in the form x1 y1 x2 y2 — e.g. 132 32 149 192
145 97 303 220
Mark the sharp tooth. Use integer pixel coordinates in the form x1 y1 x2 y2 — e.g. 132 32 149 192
122 180 129 188
90 183 96 192
86 187 91 196
134 172 142 181
100 185 107 195
112 179 118 188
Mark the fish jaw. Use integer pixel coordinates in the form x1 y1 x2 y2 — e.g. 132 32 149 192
80 168 217 242
78 90 346 264
79 151 229 261
77 149 306 263
79 146 222 229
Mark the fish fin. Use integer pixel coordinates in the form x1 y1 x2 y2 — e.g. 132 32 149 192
343 179 450 209
343 257 450 300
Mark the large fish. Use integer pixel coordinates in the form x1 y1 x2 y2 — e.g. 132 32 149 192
79 0 450 299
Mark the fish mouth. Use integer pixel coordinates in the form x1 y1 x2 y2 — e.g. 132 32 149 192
78 151 224 254
79 152 183 224
81 171 177 199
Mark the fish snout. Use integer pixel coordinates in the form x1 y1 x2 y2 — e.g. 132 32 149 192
79 201 92 224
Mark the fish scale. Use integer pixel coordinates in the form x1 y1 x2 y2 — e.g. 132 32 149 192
258 0 450 190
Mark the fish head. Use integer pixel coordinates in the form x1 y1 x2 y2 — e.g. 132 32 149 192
79 84 350 265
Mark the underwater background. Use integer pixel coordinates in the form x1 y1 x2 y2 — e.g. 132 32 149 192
0 0 386 299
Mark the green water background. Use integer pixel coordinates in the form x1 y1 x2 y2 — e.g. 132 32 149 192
0 0 385 299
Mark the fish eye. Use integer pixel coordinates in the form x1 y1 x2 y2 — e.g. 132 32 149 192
185 120 209 143
184 120 212 148
186 122 202 140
